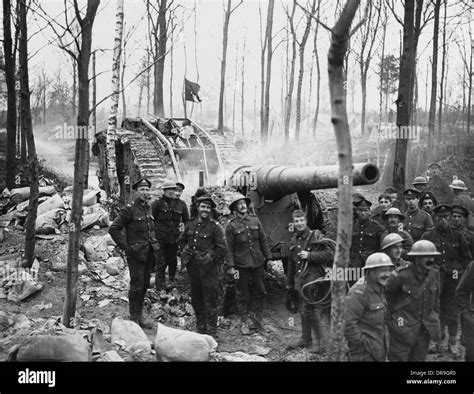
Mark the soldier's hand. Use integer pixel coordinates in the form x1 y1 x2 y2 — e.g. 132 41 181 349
298 251 309 259
226 267 237 276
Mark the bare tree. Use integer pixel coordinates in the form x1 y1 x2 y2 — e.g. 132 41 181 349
283 2 297 144
3 0 18 189
241 37 246 135
437 0 447 138
18 0 38 268
311 2 321 137
232 43 238 133
261 0 275 147
352 0 381 137
217 0 243 134
295 0 316 141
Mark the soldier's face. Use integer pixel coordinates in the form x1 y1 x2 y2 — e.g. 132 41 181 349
197 202 212 219
136 186 150 202
451 212 465 228
369 266 392 287
293 216 307 232
175 187 184 199
422 199 434 213
387 215 401 228
390 193 398 203
386 243 403 260
405 196 418 210
379 198 391 211
235 199 248 214
429 167 440 176
356 207 370 221
435 213 450 230
164 188 176 199
415 256 435 270
418 184 428 192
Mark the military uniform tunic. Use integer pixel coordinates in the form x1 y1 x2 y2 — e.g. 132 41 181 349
350 219 384 268
403 207 433 242
456 261 474 361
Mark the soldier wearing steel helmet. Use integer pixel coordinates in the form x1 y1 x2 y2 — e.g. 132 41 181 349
421 204 472 357
224 193 273 335
385 240 441 361
344 253 393 361
380 207 414 260
109 178 158 329
450 177 474 230
178 194 226 338
412 176 429 194
381 233 410 271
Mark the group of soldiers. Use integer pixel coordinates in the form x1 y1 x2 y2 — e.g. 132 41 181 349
108 161 474 362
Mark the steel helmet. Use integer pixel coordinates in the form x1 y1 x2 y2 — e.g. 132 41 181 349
412 176 428 185
381 233 404 251
229 193 251 211
383 207 406 220
407 240 441 256
449 179 468 191
362 253 394 271
161 180 177 190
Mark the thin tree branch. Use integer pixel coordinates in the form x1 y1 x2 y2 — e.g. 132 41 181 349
296 1 332 33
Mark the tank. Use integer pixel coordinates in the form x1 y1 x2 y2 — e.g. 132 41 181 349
226 163 380 270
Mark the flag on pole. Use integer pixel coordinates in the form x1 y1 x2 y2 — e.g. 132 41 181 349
184 78 202 103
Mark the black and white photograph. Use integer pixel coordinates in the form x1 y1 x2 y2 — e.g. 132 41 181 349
0 0 473 392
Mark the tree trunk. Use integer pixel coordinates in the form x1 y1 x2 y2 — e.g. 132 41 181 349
437 0 446 141
72 59 77 119
169 20 174 117
241 38 245 136
295 0 315 141
467 25 472 136
63 0 100 328
378 3 387 167
121 42 127 119
154 0 166 117
284 2 296 144
262 0 275 148
393 0 415 204
105 0 124 196
19 0 38 268
232 44 238 133
312 4 321 137
327 0 360 362
3 0 17 190
427 0 441 163
92 51 97 134
217 0 232 134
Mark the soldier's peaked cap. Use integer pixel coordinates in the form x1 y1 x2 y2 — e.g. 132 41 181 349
452 205 469 217
403 188 420 198
175 182 185 190
132 178 151 190
354 198 372 208
196 194 216 207
427 162 441 169
161 180 177 190
433 204 452 215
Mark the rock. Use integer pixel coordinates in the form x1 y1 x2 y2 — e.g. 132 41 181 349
83 236 109 262
105 257 124 276
217 351 267 362
15 334 91 361
44 271 54 281
78 263 88 275
6 272 43 303
50 251 67 272
0 312 12 331
155 322 217 362
111 317 151 361
251 345 272 356
99 350 124 362
150 304 164 319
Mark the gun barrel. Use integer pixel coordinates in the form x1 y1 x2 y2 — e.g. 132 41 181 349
233 162 379 200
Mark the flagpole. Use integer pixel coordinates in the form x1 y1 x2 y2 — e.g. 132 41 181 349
183 77 187 119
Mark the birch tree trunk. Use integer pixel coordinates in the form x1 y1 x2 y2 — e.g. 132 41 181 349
262 0 275 148
154 0 166 117
106 0 124 195
327 0 361 362
241 37 245 136
19 0 38 268
312 3 321 137
283 2 296 144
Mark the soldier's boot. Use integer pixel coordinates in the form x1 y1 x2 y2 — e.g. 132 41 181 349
136 293 154 329
448 337 461 359
128 292 141 324
239 314 252 335
207 314 218 340
310 319 323 354
287 316 312 350
196 313 207 334
250 298 265 331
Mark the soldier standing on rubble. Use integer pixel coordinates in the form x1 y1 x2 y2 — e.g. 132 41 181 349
344 253 393 361
385 240 441 361
178 195 226 338
152 180 186 290
225 193 273 335
421 204 472 357
286 210 335 354
350 198 384 282
109 178 158 329
403 188 433 242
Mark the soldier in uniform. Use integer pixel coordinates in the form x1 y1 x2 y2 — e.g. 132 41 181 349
451 205 474 257
383 187 401 209
380 207 413 260
286 210 335 353
419 191 438 222
370 193 392 227
152 180 187 290
421 204 472 357
412 176 429 193
174 181 190 269
350 198 384 280
109 178 158 328
178 195 227 338
381 233 410 270
403 188 433 242
225 193 273 335
456 261 474 361
344 253 393 362
427 162 454 204
385 240 441 361
450 179 474 230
